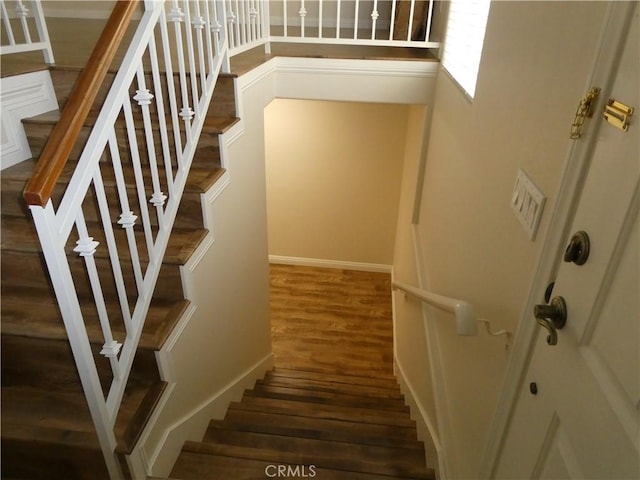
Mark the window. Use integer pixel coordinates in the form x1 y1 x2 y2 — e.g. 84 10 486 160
441 0 491 99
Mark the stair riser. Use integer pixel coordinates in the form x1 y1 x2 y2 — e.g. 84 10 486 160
51 69 237 119
1 335 159 395
1 250 184 302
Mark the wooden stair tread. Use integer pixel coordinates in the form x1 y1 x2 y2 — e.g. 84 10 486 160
0 63 50 78
172 450 414 480
1 291 189 351
1 158 225 195
268 367 399 389
22 108 240 135
1 214 208 264
1 386 98 442
49 63 238 78
210 408 422 449
172 367 433 479
229 395 416 428
247 384 410 412
1 380 168 455
183 437 431 479
261 371 404 398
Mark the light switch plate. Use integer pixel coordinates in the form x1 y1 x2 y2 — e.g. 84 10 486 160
511 169 545 240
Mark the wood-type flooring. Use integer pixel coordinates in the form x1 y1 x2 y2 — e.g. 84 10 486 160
269 263 395 378
169 264 436 479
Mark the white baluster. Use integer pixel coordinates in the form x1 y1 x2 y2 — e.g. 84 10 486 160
147 33 175 200
15 0 31 43
1 1 16 45
353 0 359 39
182 1 200 119
192 1 207 94
133 68 167 231
407 0 416 41
73 210 123 380
108 129 144 295
335 0 341 38
210 0 223 55
424 0 435 43
226 0 236 49
202 0 215 74
239 0 247 46
283 0 288 38
233 0 241 47
92 162 134 334
122 98 155 261
318 0 323 39
298 0 306 38
158 9 185 169
30 0 53 62
389 0 398 40
168 1 194 145
249 0 258 43
371 0 379 40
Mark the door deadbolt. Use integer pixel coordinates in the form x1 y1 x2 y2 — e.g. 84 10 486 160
564 231 590 265
534 296 567 346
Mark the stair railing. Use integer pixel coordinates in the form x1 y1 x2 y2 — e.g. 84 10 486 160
0 0 54 62
23 1 230 477
225 0 272 55
269 0 439 48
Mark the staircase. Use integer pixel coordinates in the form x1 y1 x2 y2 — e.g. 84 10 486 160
0 64 238 479
170 368 436 479
1 29 438 480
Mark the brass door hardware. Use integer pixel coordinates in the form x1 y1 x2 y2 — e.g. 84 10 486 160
564 231 590 265
534 296 567 346
603 98 634 131
570 87 601 139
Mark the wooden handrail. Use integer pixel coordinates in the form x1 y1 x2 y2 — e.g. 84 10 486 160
23 0 140 207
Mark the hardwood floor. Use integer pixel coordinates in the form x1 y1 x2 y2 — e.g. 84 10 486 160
269 264 395 378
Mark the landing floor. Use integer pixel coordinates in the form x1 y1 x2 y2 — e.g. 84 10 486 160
269 264 395 378
0 17 438 78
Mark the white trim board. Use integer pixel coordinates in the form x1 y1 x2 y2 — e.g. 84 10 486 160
0 70 58 170
143 353 274 476
269 255 392 273
394 357 445 480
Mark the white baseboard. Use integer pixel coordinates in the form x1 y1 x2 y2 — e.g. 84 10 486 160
269 255 392 273
143 353 274 477
394 357 445 480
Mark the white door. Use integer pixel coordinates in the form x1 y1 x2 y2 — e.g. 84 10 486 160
494 5 639 479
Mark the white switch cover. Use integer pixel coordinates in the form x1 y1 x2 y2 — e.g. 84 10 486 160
511 169 545 240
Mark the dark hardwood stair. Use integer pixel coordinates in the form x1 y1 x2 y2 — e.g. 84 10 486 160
170 368 435 480
1 61 237 479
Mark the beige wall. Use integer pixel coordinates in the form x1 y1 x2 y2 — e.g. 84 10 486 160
265 99 409 266
143 71 275 475
393 2 610 478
